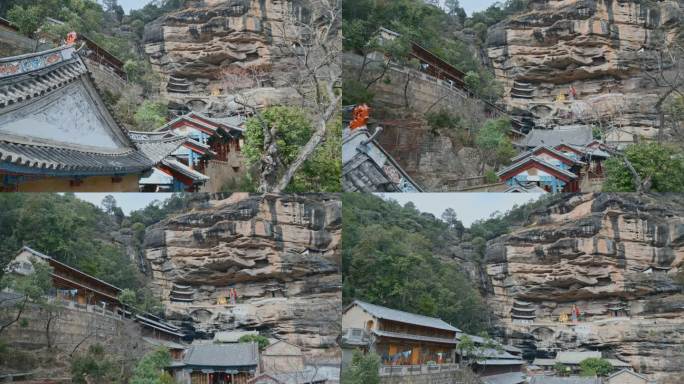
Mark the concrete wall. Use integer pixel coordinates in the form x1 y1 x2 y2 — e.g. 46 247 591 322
342 304 376 331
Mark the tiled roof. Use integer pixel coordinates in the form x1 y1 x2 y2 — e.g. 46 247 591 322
497 156 578 180
161 158 209 182
0 46 182 176
213 330 259 343
556 351 601 364
482 372 525 384
349 300 460 332
511 145 585 165
519 126 594 148
342 128 422 192
0 47 87 107
529 377 600 384
182 343 259 367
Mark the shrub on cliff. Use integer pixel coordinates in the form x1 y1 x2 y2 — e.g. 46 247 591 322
238 334 270 350
70 344 120 384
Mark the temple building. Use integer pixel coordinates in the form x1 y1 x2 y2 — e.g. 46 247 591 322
168 343 259 384
5 246 185 345
511 300 537 324
497 156 580 193
342 105 423 192
0 45 183 192
341 300 459 367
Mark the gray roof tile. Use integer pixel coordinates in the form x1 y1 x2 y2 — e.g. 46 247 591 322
183 343 259 367
350 300 461 332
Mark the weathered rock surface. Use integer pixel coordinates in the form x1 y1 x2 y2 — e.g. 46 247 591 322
144 0 305 114
143 193 341 362
342 52 503 191
487 0 683 143
483 193 684 382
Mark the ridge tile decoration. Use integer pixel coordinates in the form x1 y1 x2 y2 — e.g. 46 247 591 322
0 49 65 78
0 45 184 192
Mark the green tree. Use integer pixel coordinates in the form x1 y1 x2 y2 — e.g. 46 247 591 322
341 350 380 384
6 5 43 36
70 344 119 384
130 348 174 384
243 106 340 192
475 118 515 172
0 261 53 335
238 334 270 350
579 357 614 377
134 101 168 131
603 143 684 192
554 362 571 377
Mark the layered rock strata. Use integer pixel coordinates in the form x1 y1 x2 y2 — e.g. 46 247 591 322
143 0 306 114
143 193 342 362
487 0 683 144
483 193 684 382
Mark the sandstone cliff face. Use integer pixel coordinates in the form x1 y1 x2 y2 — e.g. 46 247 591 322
143 193 341 362
144 0 304 114
487 0 683 143
483 193 684 382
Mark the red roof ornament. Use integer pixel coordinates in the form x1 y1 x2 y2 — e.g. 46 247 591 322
66 32 77 45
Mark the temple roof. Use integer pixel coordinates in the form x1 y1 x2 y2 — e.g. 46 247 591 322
161 158 209 183
342 127 423 192
347 300 460 332
0 46 182 176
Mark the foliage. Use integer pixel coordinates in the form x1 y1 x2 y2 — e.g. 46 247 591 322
343 0 503 102
466 0 530 31
475 118 516 168
579 357 614 377
426 109 462 133
484 169 499 184
6 5 43 36
130 348 174 384
0 261 53 304
133 101 168 131
342 193 492 333
285 118 342 192
70 344 120 384
603 143 684 192
128 194 194 228
342 79 375 106
0 194 141 289
238 334 270 350
554 362 571 377
341 350 380 384
243 106 341 192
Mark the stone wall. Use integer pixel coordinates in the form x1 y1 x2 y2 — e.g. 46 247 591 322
201 156 246 192
83 58 128 96
343 52 502 191
0 30 51 57
2 302 149 359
